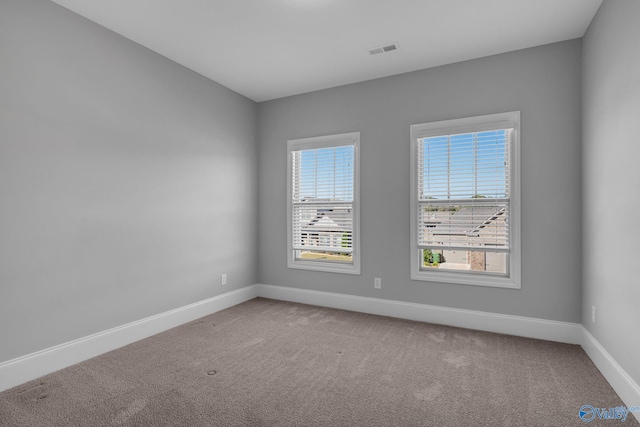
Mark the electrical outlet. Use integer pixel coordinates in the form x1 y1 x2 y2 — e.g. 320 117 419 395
591 306 596 324
221 274 227 286
374 277 381 289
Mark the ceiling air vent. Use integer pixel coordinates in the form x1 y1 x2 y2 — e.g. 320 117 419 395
369 43 399 56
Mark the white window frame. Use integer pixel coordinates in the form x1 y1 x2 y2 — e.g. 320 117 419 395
410 112 521 289
287 132 361 275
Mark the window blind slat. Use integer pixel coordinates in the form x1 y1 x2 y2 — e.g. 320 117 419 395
417 129 511 251
291 145 355 253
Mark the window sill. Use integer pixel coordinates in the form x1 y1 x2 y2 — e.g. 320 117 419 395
411 269 520 289
288 259 361 275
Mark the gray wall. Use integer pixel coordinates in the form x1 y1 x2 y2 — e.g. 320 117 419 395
582 0 640 385
258 40 583 323
0 0 258 363
5 0 625 374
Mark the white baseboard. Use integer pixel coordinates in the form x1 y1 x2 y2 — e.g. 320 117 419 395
0 285 258 393
255 284 582 344
3 282 638 424
581 328 640 423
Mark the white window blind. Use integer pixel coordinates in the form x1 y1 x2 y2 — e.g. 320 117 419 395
417 129 511 252
291 144 355 254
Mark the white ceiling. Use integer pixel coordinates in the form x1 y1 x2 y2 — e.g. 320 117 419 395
50 0 602 102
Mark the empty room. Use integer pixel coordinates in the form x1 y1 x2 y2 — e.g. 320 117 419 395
1 0 639 425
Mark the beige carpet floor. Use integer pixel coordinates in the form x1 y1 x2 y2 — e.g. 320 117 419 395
0 297 636 426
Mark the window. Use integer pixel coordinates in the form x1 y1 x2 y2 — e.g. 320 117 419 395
410 112 520 288
287 132 360 274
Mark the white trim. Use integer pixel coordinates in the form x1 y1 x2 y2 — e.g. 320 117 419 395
581 327 640 423
288 133 357 151
255 284 581 344
0 285 258 393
